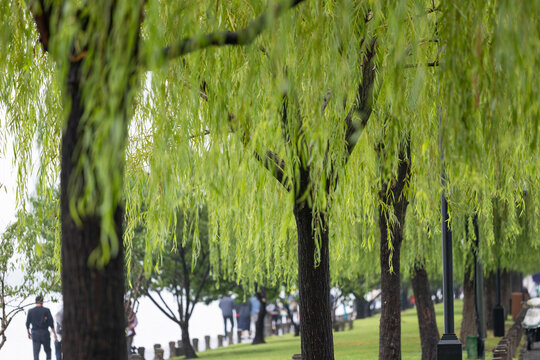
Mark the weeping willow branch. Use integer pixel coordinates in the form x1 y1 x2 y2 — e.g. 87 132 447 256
254 150 290 190
162 0 307 60
227 112 290 191
344 38 377 155
404 59 440 68
29 0 52 52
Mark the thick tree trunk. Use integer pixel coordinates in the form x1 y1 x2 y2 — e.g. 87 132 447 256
61 61 127 360
460 262 476 344
378 142 410 360
252 291 267 345
180 321 197 358
411 263 440 360
294 205 334 360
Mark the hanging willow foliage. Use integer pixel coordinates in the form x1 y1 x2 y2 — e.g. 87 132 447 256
1 0 538 289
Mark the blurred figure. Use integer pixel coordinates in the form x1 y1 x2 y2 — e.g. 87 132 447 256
219 295 235 336
266 300 281 335
125 302 138 354
55 307 63 360
236 301 252 339
249 295 260 338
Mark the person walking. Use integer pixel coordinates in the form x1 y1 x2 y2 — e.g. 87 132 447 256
249 295 260 338
219 295 235 336
236 301 252 340
125 302 138 354
26 295 58 360
54 307 63 360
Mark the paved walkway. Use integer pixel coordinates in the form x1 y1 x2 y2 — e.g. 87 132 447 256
524 342 540 360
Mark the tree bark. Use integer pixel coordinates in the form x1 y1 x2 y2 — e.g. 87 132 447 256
460 261 476 344
501 270 511 319
252 290 267 345
484 272 496 331
283 302 300 336
294 204 334 360
411 263 440 360
378 142 410 360
378 212 403 360
61 61 127 360
180 321 197 358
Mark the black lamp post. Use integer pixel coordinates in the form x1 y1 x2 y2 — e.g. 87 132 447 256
436 186 462 360
434 8 462 358
473 214 485 358
493 267 505 337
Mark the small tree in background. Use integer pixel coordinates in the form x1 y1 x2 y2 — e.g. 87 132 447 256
0 193 61 349
141 208 228 359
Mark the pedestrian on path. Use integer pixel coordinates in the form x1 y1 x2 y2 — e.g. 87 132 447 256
219 295 235 336
55 307 63 360
26 295 58 360
249 295 260 338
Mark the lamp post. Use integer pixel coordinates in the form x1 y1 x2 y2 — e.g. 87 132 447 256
434 7 462 358
473 214 485 358
493 267 505 337
436 185 462 359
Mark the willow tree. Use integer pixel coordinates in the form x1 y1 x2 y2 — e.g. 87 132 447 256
130 1 538 359
0 1 306 359
135 1 431 358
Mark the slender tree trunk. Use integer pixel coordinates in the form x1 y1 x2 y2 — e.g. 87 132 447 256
378 142 410 360
411 263 440 360
484 272 496 331
460 261 476 344
252 291 267 345
501 270 511 319
61 61 127 360
283 302 300 336
378 212 403 360
354 294 370 319
294 205 334 360
180 321 197 358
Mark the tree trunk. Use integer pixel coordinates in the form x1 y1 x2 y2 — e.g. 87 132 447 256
411 263 440 360
378 212 403 360
61 61 127 360
180 321 197 358
484 272 496 331
294 205 334 360
284 302 300 336
378 142 410 360
252 291 267 345
501 270 511 319
354 294 370 319
460 261 476 344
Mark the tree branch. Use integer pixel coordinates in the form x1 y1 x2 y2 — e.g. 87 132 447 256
162 0 307 61
228 113 291 191
253 150 290 190
29 0 52 52
344 38 377 155
189 264 211 319
146 291 180 324
404 59 439 68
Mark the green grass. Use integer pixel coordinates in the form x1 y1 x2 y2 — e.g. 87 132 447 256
173 300 514 359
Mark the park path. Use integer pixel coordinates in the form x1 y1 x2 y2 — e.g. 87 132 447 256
524 342 540 360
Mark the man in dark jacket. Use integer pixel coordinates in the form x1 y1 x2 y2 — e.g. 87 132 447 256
219 295 235 336
26 295 58 360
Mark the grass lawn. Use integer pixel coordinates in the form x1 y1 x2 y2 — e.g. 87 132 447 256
173 299 515 359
